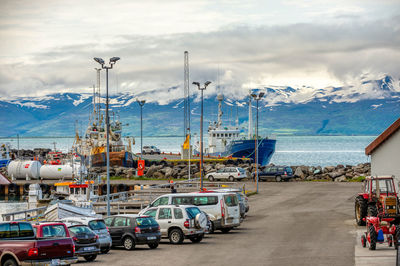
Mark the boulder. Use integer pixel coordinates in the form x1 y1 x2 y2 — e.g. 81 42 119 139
126 169 134 178
164 167 174 178
153 171 165 179
294 167 305 179
324 166 335 173
335 175 347 182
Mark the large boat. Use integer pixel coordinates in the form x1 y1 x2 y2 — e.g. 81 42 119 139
73 71 135 168
198 94 276 166
0 143 11 168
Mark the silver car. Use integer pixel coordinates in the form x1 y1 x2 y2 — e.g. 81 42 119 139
62 217 112 254
206 167 247 181
142 145 161 155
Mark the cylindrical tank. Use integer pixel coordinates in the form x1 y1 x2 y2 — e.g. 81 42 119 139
7 160 41 179
39 163 87 179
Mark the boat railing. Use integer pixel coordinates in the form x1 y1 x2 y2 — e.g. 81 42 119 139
2 206 47 222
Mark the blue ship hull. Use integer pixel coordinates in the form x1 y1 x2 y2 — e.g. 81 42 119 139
225 138 276 166
0 159 10 168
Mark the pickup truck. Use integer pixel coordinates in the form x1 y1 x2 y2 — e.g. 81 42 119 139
0 221 77 266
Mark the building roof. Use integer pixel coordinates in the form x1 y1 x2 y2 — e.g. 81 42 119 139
365 117 400 155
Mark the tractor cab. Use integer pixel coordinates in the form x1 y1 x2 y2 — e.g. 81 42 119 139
355 176 399 226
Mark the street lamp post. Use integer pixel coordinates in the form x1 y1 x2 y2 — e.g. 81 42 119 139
192 81 211 190
137 99 146 161
93 56 120 216
251 92 265 194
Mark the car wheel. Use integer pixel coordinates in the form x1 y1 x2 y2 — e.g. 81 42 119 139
123 236 135 250
367 205 378 217
101 247 110 254
208 175 214 181
275 176 282 182
148 243 159 249
150 151 154 155
142 151 146 155
361 234 366 248
3 259 17 266
84 254 97 262
355 196 367 226
228 176 234 182
169 228 184 244
221 228 232 233
209 221 215 234
189 234 204 243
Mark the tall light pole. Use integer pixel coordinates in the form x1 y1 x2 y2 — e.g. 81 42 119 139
192 81 211 190
94 56 120 216
251 91 265 194
137 99 146 161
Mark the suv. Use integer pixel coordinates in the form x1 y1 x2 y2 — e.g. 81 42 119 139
206 167 247 181
61 217 112 254
141 205 207 244
104 215 161 250
142 146 161 155
254 166 294 182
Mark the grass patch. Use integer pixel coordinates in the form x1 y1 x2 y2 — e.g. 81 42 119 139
304 179 331 182
349 176 366 182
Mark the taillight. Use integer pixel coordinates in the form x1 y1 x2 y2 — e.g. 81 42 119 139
72 236 78 242
106 226 110 233
284 171 287 176
28 248 38 257
73 244 76 254
135 226 141 233
184 220 189 228
95 235 99 240
238 173 240 176
221 199 225 218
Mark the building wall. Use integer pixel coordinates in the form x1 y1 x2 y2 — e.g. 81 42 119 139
371 129 400 186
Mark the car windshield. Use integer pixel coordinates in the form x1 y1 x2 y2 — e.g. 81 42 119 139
238 168 246 174
69 225 93 235
88 220 107 230
186 207 201 219
136 217 158 227
42 225 67 237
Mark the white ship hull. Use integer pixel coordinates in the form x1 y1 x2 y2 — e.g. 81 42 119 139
44 202 99 221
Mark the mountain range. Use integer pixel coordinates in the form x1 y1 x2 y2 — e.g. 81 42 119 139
0 75 399 137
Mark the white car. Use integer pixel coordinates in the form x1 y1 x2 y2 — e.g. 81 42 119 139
142 146 161 155
140 205 207 244
206 167 247 181
140 192 241 233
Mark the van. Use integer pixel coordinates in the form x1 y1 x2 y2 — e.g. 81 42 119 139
139 192 240 233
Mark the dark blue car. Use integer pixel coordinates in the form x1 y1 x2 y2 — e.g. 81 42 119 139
253 166 294 182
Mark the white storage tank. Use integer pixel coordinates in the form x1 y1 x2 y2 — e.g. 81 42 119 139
40 163 87 180
7 160 42 180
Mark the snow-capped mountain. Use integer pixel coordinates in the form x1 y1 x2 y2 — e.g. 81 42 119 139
0 75 399 136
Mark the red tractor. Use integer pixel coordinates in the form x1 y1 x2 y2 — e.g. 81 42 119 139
355 176 400 225
355 176 400 250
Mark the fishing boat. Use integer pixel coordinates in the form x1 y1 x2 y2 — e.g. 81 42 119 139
73 71 134 168
196 94 276 166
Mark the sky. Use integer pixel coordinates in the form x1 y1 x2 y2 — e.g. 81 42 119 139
0 0 399 102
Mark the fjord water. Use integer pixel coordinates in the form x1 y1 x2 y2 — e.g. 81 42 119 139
0 135 375 166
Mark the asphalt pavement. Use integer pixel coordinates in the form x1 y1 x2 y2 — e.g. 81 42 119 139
81 182 368 266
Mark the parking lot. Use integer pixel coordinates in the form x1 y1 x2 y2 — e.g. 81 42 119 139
81 182 365 266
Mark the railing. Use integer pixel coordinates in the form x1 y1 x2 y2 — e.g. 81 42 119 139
2 206 47 222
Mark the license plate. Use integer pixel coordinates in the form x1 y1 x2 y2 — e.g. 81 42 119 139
147 236 156 240
51 259 60 265
84 246 95 251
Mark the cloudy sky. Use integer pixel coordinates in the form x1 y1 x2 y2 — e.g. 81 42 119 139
0 0 399 102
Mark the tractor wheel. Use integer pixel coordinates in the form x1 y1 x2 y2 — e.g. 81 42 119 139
355 196 367 226
394 225 400 250
388 235 393 247
361 234 366 248
369 225 377 250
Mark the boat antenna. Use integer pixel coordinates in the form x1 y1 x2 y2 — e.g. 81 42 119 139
236 104 239 128
248 90 253 139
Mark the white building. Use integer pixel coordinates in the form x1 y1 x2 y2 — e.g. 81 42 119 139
365 117 400 184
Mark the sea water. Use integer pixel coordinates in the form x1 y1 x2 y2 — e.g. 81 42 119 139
0 135 375 167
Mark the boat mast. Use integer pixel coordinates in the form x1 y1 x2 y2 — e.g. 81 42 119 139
217 94 224 127
248 93 253 139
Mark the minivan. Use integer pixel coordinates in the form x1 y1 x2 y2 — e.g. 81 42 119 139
140 192 240 233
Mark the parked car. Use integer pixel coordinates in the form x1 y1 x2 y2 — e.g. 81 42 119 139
254 166 294 182
141 205 207 244
140 192 241 233
67 224 100 262
0 221 77 266
206 167 247 182
211 189 249 219
142 146 161 155
104 215 161 250
62 217 112 254
32 222 70 238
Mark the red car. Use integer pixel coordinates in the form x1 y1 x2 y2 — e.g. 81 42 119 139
0 221 77 266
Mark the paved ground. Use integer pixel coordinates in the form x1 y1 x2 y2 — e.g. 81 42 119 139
77 182 371 266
